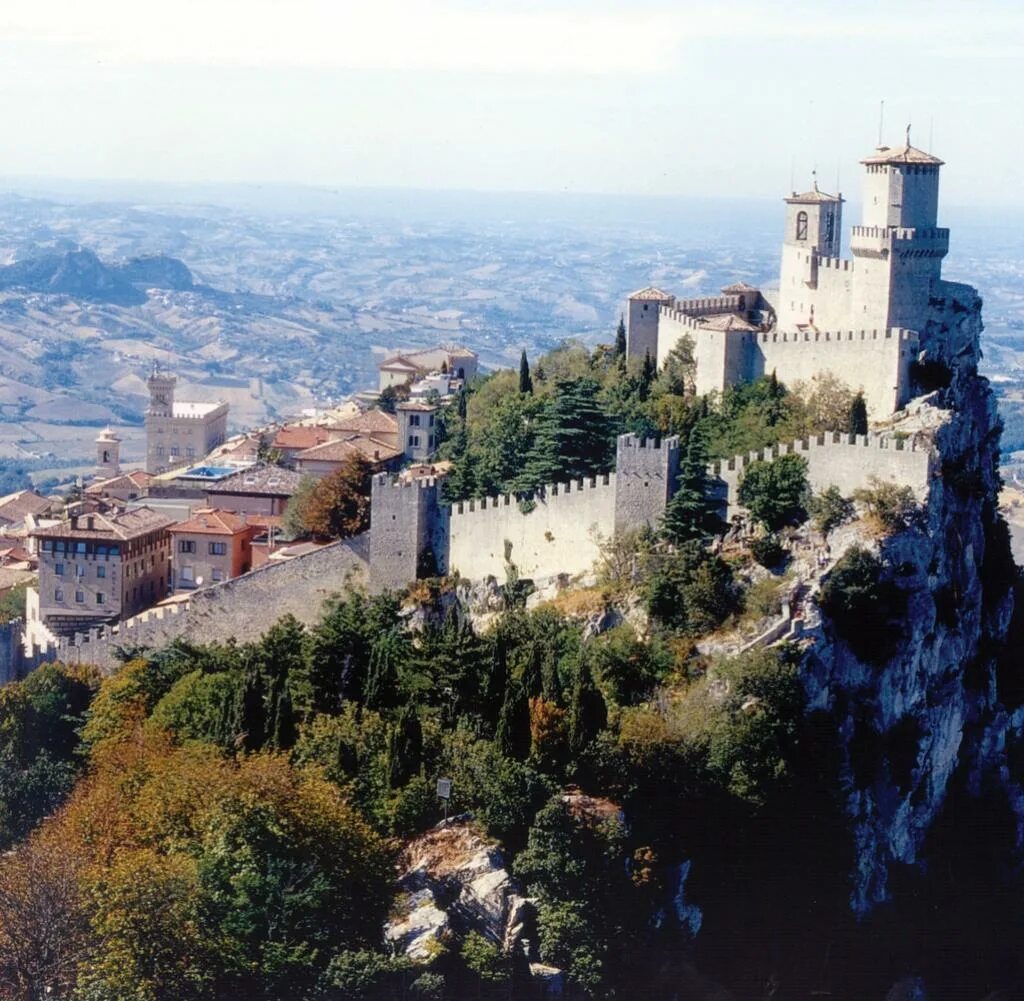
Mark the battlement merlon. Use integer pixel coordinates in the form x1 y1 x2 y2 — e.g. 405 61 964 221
614 433 681 533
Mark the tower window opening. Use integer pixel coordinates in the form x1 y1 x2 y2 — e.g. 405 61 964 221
795 211 808 241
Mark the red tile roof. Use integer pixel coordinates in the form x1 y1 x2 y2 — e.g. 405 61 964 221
272 425 334 451
169 508 257 536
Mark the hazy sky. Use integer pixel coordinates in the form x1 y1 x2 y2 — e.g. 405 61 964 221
0 0 1020 204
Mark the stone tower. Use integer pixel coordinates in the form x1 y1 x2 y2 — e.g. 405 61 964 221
613 434 681 533
776 179 844 330
369 474 448 592
144 369 176 474
851 135 948 332
146 369 176 419
94 426 121 480
626 287 675 361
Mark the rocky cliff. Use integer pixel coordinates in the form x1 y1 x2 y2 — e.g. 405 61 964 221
798 279 1018 912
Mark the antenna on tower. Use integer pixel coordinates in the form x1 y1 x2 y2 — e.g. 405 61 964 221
906 122 912 147
877 99 885 146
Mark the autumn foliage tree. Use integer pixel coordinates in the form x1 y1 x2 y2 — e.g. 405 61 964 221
284 456 372 540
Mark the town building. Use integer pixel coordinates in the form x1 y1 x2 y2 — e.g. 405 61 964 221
86 470 154 504
29 507 174 639
626 137 947 418
0 491 52 534
168 508 258 590
396 400 440 463
377 345 478 392
201 464 303 517
293 435 402 478
144 369 229 474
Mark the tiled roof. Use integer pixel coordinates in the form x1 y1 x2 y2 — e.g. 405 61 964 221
297 435 401 464
0 490 53 524
861 143 943 166
629 286 674 301
272 425 333 451
33 506 174 541
785 183 842 204
379 345 477 371
86 470 154 495
721 282 760 294
170 508 255 536
396 401 437 412
204 465 303 496
695 313 759 332
379 356 422 371
328 410 399 436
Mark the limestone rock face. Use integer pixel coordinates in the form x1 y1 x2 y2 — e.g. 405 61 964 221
385 818 535 963
798 283 1018 912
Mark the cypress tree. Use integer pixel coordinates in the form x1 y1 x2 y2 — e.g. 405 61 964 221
847 392 868 436
496 681 532 761
364 631 402 711
615 314 627 357
568 657 607 756
387 703 423 788
236 655 268 752
519 350 534 395
639 350 656 401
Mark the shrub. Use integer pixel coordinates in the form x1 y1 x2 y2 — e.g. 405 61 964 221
738 453 809 530
750 533 786 569
853 477 918 534
809 485 854 533
817 546 906 663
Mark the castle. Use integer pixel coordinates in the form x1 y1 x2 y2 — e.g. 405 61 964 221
369 137 951 592
627 136 946 419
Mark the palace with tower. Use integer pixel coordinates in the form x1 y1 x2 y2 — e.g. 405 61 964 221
144 369 229 475
626 136 948 419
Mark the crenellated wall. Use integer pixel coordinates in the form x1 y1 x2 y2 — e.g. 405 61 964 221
24 537 368 675
369 435 682 591
708 430 934 521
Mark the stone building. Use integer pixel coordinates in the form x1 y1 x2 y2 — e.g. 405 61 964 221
168 508 258 590
29 507 174 639
378 345 478 392
145 370 229 474
396 401 440 462
202 464 303 517
627 138 950 419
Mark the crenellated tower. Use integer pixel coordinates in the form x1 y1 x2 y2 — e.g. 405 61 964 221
850 136 948 333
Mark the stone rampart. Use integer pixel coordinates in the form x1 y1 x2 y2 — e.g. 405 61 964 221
448 475 617 581
756 327 918 418
28 537 368 674
708 431 934 521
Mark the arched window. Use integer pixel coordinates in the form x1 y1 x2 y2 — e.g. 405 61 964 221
102 450 110 463
795 211 808 241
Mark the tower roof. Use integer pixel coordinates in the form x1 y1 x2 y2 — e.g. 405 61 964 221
95 425 121 442
784 177 842 204
629 286 674 301
861 143 943 166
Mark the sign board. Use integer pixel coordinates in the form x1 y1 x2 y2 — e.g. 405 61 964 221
436 778 452 800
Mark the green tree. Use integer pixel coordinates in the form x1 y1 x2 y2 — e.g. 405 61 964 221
847 391 869 436
614 315 627 358
386 704 422 789
519 349 534 395
516 378 613 492
738 453 810 530
291 456 372 540
567 657 607 757
639 349 656 401
661 431 720 544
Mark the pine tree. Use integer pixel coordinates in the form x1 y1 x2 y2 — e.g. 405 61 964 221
615 315 627 357
661 431 719 544
515 378 613 492
847 392 868 436
568 657 607 756
519 350 534 395
364 631 402 711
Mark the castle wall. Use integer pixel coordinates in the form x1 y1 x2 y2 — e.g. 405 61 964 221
448 477 616 582
708 431 933 521
614 435 680 533
26 537 367 675
753 328 917 418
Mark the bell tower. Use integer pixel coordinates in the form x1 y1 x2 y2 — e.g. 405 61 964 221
94 426 121 480
145 367 177 473
146 368 176 418
777 176 844 331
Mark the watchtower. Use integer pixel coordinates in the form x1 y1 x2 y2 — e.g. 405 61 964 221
146 369 176 418
613 434 681 533
851 132 948 332
777 178 844 330
369 474 448 592
626 287 675 362
94 426 121 480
